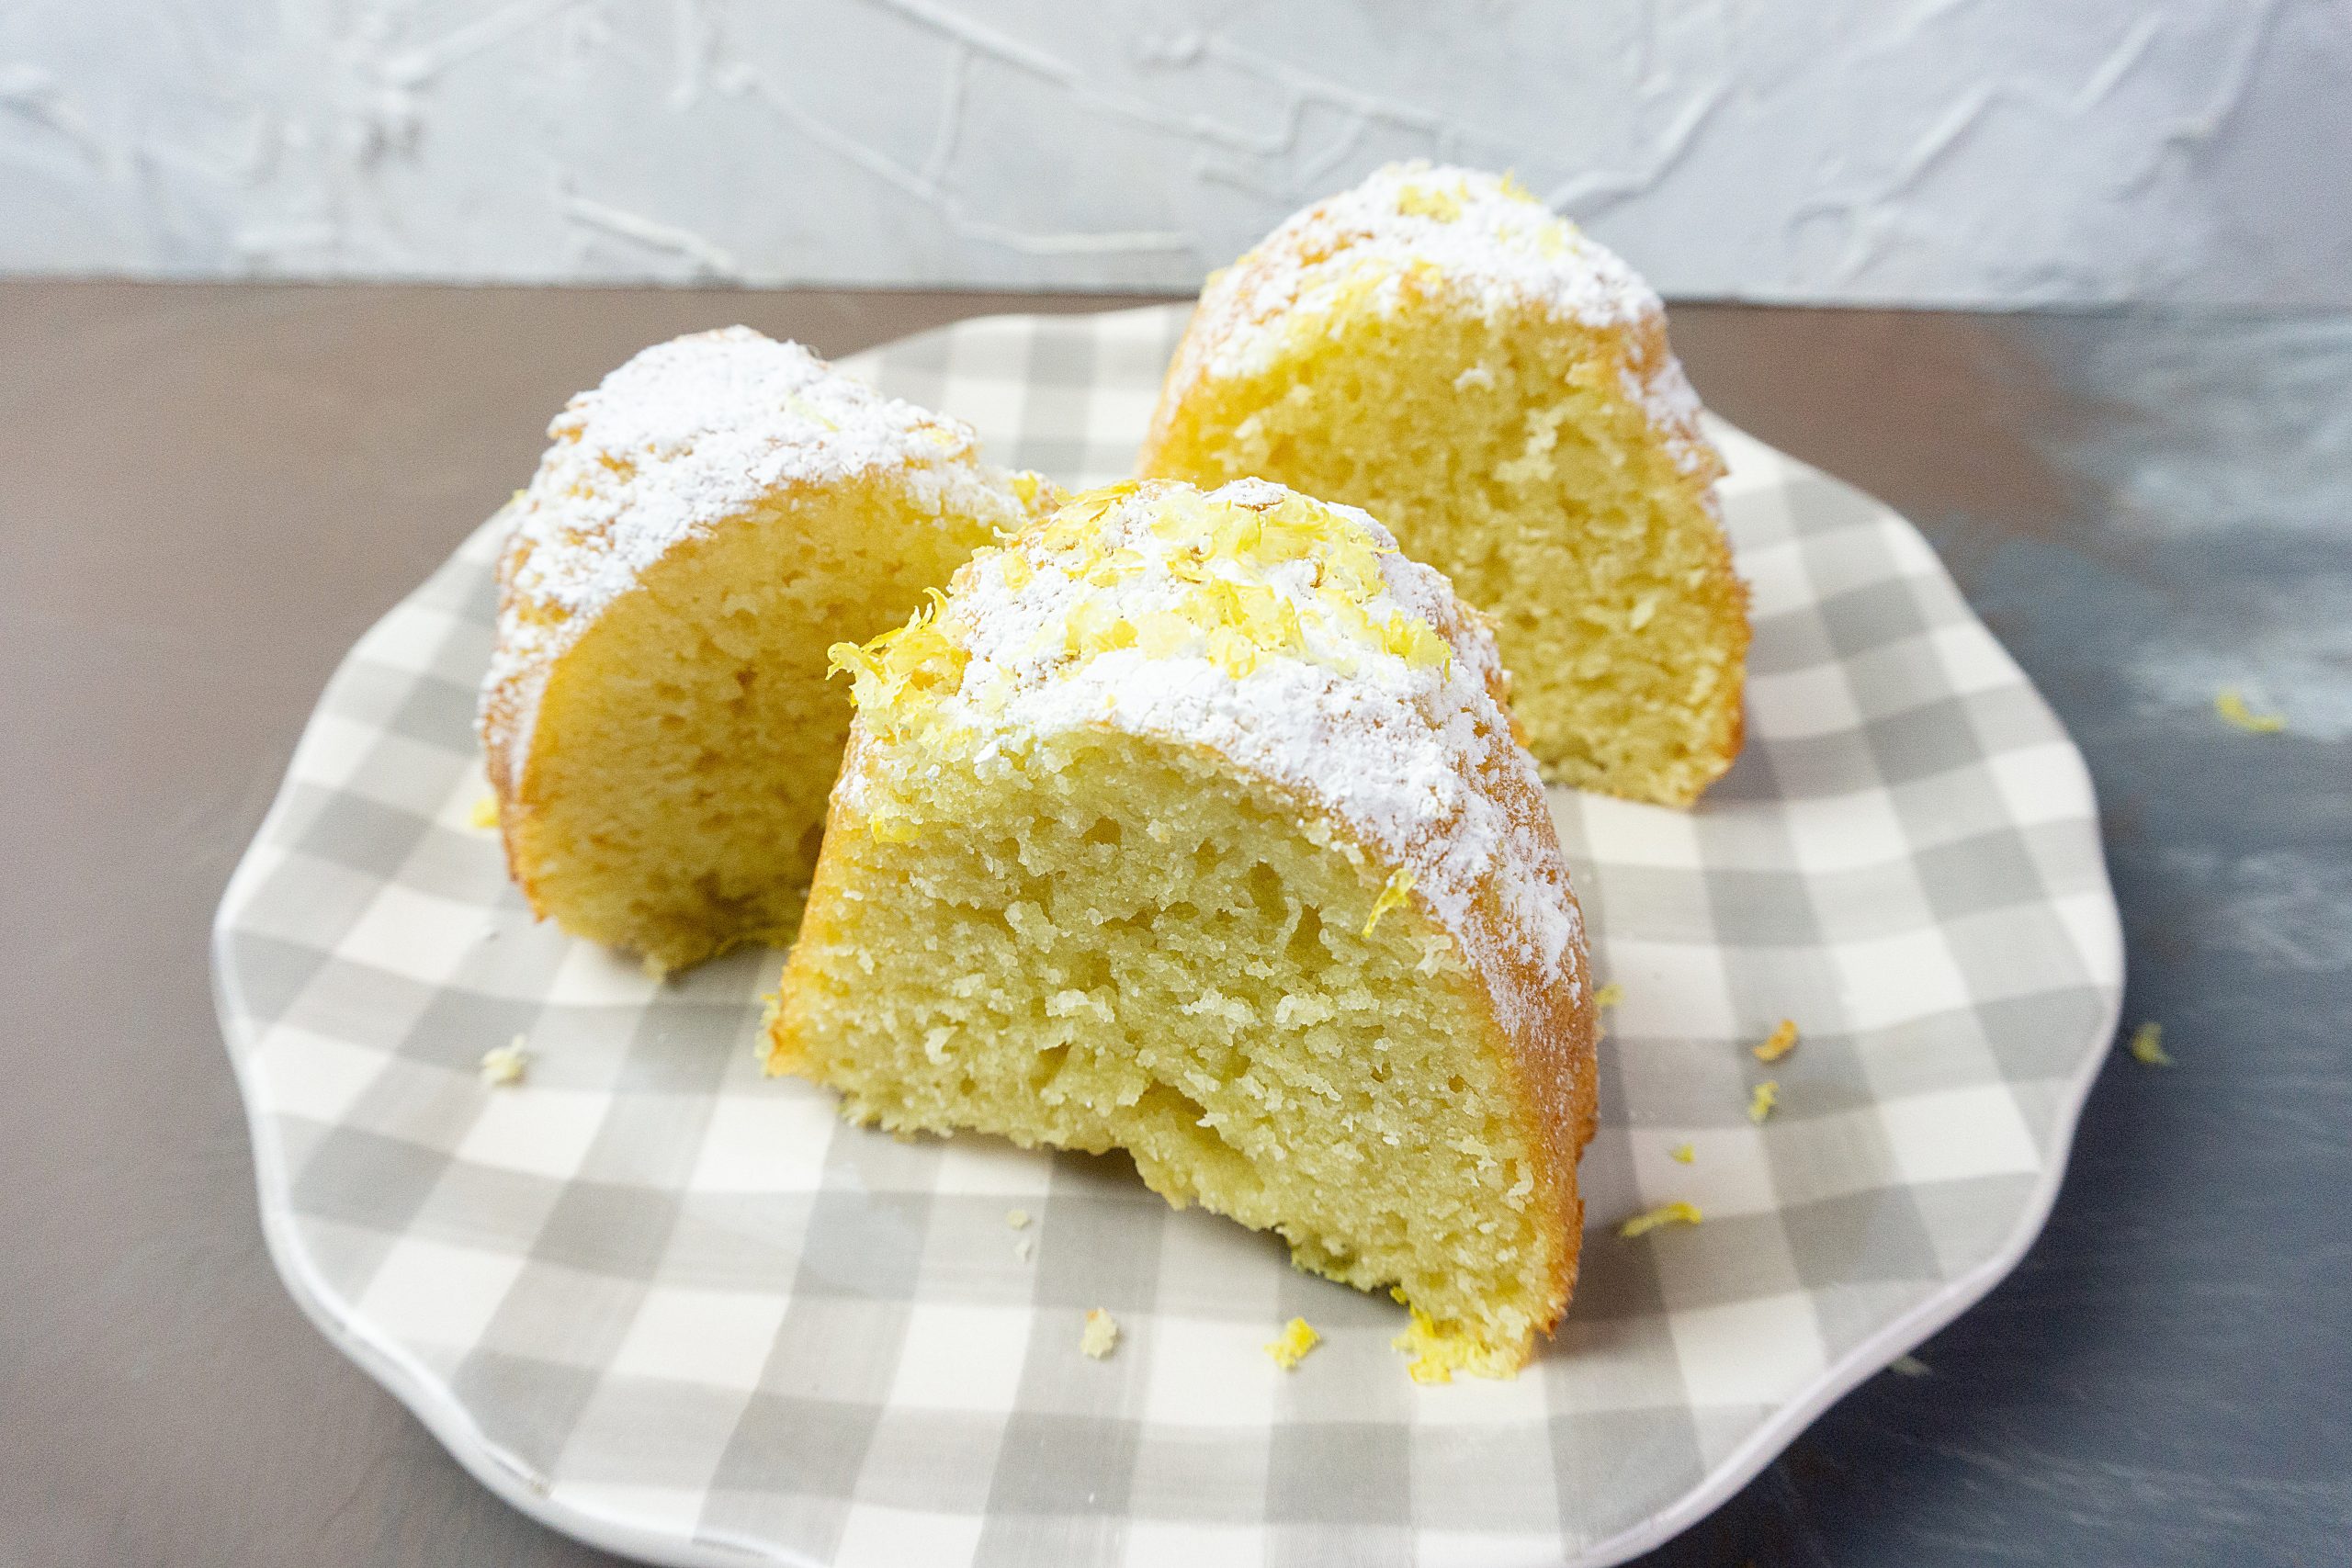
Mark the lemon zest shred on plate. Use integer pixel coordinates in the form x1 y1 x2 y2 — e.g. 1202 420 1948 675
1747 1079 1780 1123
1265 1316 1322 1371
1592 982 1624 1010
2214 688 2287 734
1617 1200 1702 1240
2126 1021 2175 1066
479 1034 529 1088
1669 1142 1696 1165
1752 1019 1799 1063
468 795 500 829
1005 1208 1031 1229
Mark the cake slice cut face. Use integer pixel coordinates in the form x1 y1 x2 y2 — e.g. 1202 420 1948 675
767 479 1597 1374
1137 161 1749 807
480 327 1051 972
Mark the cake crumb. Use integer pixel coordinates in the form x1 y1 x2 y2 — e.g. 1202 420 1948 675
1618 1200 1702 1239
1391 1303 1475 1385
1013 1235 1034 1261
1747 1079 1780 1123
1751 1019 1799 1063
1889 1353 1932 1378
467 795 500 830
1593 982 1624 1010
480 1035 529 1088
2126 1021 2174 1067
1669 1142 1695 1165
1265 1316 1322 1371
1080 1308 1119 1359
2214 688 2286 734
1006 1207 1031 1229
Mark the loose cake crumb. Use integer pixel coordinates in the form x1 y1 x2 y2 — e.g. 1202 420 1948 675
2126 1021 2174 1066
1669 1142 1695 1165
1747 1080 1780 1123
480 1035 529 1088
1080 1308 1119 1359
1013 1235 1034 1261
1889 1353 1932 1377
1593 982 1624 1010
468 795 500 829
1265 1316 1322 1370
1618 1200 1702 1239
1006 1208 1031 1229
1392 1303 1476 1385
1751 1019 1798 1063
2214 689 2286 734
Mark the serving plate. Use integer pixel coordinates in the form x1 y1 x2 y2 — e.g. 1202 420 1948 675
212 304 2122 1566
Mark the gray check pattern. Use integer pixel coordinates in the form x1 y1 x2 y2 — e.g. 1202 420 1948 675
212 306 2125 1568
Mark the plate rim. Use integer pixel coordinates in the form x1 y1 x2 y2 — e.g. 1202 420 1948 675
210 304 2127 1568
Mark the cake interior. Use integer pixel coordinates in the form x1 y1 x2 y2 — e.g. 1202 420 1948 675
1146 301 1744 806
771 728 1558 1371
508 479 995 970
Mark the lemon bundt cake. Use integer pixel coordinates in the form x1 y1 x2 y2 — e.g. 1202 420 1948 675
480 327 1052 972
766 478 1598 1374
1137 162 1748 807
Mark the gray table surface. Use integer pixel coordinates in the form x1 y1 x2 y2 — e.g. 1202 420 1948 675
3 282 2345 1567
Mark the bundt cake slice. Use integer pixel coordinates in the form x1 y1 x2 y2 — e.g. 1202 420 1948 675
1137 162 1748 807
766 478 1597 1376
481 327 1053 972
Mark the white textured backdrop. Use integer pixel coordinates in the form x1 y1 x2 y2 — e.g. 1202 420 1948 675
4 0 2348 304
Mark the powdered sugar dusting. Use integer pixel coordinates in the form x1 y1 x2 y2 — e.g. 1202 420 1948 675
847 478 1587 1038
1163 162 1720 482
479 327 1034 775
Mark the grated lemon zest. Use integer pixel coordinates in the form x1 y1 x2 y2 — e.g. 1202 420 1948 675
1064 597 1136 660
1363 866 1417 938
1396 181 1465 222
1669 1142 1695 1165
1383 611 1452 672
826 640 878 684
468 795 500 830
1593 982 1624 1010
2127 1021 2174 1066
1204 625 1261 680
1747 1079 1780 1123
1752 1019 1799 1063
1618 1200 1702 1239
2214 689 2286 733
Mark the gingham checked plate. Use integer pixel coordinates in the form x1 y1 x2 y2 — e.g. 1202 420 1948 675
211 305 2124 1568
